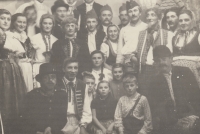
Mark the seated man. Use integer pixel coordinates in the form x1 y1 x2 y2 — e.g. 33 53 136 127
21 63 67 134
148 46 200 134
57 58 92 134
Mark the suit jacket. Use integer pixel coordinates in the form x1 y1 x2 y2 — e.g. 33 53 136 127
77 28 105 74
148 66 200 131
52 21 65 40
77 2 103 31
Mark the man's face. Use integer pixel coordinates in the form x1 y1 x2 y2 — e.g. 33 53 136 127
124 81 138 97
112 67 123 81
92 53 104 68
0 13 11 31
100 10 113 26
86 18 98 32
41 18 53 33
64 23 76 37
24 8 37 24
66 0 77 5
84 0 94 4
84 78 95 89
55 7 67 22
166 11 178 31
179 13 192 32
37 0 45 3
119 10 129 26
14 16 27 33
128 6 141 23
63 62 78 81
154 57 172 74
146 10 158 28
41 74 57 90
107 26 119 42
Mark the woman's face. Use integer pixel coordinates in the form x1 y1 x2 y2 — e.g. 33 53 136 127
98 82 110 97
92 53 104 68
42 18 53 33
108 26 119 42
14 16 27 33
179 13 192 31
0 13 11 31
146 10 159 28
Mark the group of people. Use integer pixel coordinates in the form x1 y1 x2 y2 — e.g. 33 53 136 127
1 0 200 134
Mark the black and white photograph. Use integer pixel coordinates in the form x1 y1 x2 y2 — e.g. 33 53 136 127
0 0 200 134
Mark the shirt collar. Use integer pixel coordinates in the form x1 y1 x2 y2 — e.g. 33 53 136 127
64 77 76 85
88 29 97 35
85 1 94 6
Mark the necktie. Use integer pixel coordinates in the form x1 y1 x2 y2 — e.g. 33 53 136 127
68 82 74 102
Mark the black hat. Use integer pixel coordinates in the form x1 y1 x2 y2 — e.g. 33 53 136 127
35 63 57 82
126 0 139 11
51 0 69 14
153 45 172 59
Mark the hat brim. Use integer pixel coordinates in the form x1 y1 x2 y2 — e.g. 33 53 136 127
35 72 57 82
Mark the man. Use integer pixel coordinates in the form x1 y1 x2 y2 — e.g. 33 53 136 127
163 7 181 34
99 4 113 35
118 3 130 29
77 0 103 31
57 58 91 134
116 0 147 64
50 17 80 69
15 0 51 28
148 46 200 134
51 0 69 39
136 8 174 94
23 5 40 37
77 9 105 74
21 63 67 134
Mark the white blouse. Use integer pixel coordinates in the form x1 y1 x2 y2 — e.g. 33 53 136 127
100 41 118 58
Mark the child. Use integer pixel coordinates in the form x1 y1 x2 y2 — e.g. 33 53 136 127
90 80 117 134
91 50 113 85
114 73 152 134
109 63 126 101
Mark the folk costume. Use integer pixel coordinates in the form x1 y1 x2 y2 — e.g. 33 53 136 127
77 1 103 31
109 80 126 101
77 9 105 74
56 77 92 134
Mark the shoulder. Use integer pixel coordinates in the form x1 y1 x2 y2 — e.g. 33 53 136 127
30 33 42 40
77 3 85 10
101 42 109 48
26 88 41 97
103 68 112 73
51 34 58 41
93 2 103 9
77 79 86 87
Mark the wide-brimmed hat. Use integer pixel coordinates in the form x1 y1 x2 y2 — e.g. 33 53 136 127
35 63 57 82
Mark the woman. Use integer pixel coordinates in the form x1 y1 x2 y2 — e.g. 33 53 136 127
6 13 33 92
173 9 200 56
30 14 57 88
101 24 119 69
0 9 26 133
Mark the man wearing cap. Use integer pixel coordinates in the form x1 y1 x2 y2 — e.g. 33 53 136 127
99 4 113 35
116 0 147 64
147 45 200 134
118 3 130 29
51 0 69 39
77 9 105 74
50 17 80 70
21 63 67 134
77 0 103 31
57 58 92 134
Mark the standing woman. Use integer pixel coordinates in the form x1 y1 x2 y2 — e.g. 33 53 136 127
7 13 33 92
30 14 57 88
173 9 200 56
0 9 26 134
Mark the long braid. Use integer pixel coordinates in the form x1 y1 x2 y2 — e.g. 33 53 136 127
99 63 105 81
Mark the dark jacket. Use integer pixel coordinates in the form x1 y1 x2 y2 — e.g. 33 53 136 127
77 28 105 74
21 88 67 134
148 66 200 133
77 2 103 31
52 21 65 40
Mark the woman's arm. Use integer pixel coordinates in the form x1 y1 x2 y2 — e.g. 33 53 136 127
92 109 106 133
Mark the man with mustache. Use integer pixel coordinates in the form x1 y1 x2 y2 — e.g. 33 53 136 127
116 0 147 65
147 45 200 134
118 3 130 29
57 58 92 134
50 17 80 71
21 63 67 134
77 9 105 75
99 4 113 35
51 0 69 39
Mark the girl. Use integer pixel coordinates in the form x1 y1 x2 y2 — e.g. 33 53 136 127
91 50 112 85
30 14 57 88
114 73 152 134
109 63 126 101
7 13 33 91
91 80 117 134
